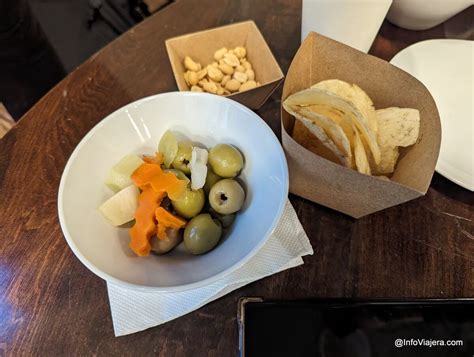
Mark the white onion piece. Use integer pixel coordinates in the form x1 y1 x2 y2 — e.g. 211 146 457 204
98 184 139 226
190 147 208 190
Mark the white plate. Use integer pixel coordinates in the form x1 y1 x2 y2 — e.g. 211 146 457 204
58 92 288 292
391 39 473 191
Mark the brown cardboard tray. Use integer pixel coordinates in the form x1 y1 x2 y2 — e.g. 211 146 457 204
166 20 284 110
281 32 441 218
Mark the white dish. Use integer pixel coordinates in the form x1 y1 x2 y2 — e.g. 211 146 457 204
58 92 288 291
386 0 472 31
391 39 473 191
301 0 392 53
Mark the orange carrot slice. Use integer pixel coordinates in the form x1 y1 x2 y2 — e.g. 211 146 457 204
131 163 162 190
149 172 187 201
143 152 164 165
155 207 187 240
129 189 165 256
131 163 186 200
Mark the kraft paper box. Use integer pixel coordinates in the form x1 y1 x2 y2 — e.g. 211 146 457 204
281 32 441 218
165 20 284 110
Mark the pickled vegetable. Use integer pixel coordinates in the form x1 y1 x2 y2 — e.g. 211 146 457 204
98 184 139 226
209 179 245 214
171 188 205 219
184 214 222 254
105 155 144 192
172 141 193 174
208 144 244 178
189 147 208 190
158 130 178 168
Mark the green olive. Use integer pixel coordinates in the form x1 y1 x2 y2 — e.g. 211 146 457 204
219 213 236 228
203 168 221 194
208 144 244 178
184 214 222 255
171 141 193 174
211 211 236 228
209 179 245 214
150 228 182 255
164 168 190 186
171 188 204 219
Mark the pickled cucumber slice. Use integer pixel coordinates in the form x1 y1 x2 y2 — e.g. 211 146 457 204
105 154 144 192
158 130 178 168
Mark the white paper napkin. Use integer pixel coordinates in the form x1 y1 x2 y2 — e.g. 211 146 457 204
107 199 313 336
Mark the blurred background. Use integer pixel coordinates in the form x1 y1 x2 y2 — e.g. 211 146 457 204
0 0 173 126
0 0 472 136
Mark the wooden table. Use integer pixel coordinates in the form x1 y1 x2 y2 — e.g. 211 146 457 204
1 0 473 355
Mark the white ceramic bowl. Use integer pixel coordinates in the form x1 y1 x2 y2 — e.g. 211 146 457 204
386 0 472 31
58 92 288 292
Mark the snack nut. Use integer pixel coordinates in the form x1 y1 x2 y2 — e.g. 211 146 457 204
182 47 259 96
223 53 240 67
191 85 203 92
184 56 201 72
197 68 208 80
246 69 255 81
218 63 234 75
233 71 248 84
242 61 252 70
187 71 198 86
225 79 241 92
208 66 224 82
214 47 228 61
234 46 246 58
221 75 231 86
239 80 257 92
203 81 218 94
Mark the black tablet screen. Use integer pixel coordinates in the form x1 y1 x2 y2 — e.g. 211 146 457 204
242 300 474 357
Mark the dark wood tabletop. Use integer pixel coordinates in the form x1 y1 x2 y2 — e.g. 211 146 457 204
1 0 473 355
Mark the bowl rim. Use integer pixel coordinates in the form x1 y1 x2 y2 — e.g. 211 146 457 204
57 91 289 292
